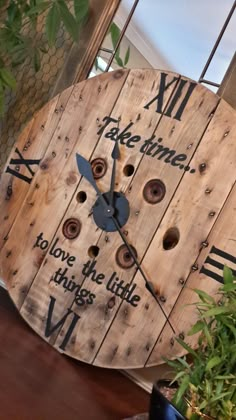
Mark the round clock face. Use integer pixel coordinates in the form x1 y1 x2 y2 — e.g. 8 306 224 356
0 69 236 369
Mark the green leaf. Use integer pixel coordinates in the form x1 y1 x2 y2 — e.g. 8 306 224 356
188 320 205 336
206 356 222 371
176 338 200 360
223 266 234 285
175 375 190 404
58 1 79 42
26 2 50 17
74 0 89 23
110 22 120 48
46 3 61 47
210 391 232 403
124 46 130 66
115 54 124 68
0 68 16 90
194 288 215 303
202 306 231 317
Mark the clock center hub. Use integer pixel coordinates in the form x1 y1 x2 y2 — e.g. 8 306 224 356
93 191 130 232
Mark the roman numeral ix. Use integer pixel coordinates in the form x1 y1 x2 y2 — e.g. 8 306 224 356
45 296 80 351
5 148 41 184
200 245 236 283
144 72 197 121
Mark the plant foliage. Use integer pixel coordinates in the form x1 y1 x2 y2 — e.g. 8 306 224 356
165 266 236 419
109 22 130 68
0 0 89 115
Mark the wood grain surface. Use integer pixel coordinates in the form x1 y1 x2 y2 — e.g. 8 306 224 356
0 69 235 369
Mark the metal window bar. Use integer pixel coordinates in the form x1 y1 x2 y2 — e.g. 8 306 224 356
97 0 235 89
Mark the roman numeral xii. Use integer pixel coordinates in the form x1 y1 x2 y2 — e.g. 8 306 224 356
144 72 196 121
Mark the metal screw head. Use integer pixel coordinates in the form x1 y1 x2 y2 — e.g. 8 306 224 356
201 240 208 248
179 333 185 340
191 264 198 271
205 188 211 194
179 278 185 285
160 296 166 303
199 163 207 173
209 211 216 217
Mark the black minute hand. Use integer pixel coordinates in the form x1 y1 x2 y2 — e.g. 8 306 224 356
111 215 175 334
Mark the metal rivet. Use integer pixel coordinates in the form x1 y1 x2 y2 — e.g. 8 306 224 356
209 211 216 217
199 163 207 172
170 338 175 346
191 264 198 271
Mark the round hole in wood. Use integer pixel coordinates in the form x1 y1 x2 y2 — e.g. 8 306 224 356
163 227 180 250
91 158 107 179
123 164 135 177
76 191 87 203
88 245 100 258
143 179 166 204
116 244 137 269
62 218 81 240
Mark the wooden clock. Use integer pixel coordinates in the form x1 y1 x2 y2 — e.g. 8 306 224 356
0 69 235 368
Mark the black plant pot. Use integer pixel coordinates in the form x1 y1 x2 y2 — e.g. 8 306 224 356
149 381 186 420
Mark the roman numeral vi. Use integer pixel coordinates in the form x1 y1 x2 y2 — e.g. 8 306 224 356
45 296 80 351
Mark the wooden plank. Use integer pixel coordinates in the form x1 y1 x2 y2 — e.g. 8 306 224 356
94 98 236 368
49 73 218 366
19 69 181 357
147 180 236 366
0 86 73 256
0 70 128 307
1 70 235 370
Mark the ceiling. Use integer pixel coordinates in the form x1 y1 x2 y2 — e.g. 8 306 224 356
115 0 236 90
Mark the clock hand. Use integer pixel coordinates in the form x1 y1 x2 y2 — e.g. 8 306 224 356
76 154 113 215
108 139 120 206
111 215 175 334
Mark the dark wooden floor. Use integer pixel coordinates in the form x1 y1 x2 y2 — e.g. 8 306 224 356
0 287 149 420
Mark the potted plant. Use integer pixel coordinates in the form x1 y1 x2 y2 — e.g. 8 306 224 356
164 266 236 420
